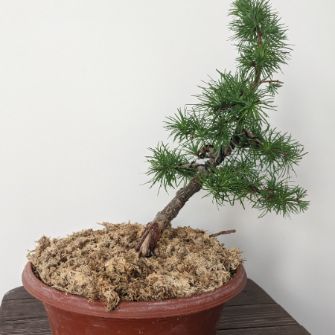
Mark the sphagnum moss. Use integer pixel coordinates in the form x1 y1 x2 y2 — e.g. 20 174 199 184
28 223 242 310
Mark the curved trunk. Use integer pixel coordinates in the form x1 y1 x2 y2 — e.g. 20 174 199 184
137 134 241 256
136 177 202 256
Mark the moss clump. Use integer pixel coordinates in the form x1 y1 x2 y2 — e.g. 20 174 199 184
28 223 242 310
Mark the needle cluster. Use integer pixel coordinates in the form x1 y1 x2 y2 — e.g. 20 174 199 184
147 0 308 217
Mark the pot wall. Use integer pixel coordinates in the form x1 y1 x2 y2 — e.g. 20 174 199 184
45 303 222 335
23 263 247 335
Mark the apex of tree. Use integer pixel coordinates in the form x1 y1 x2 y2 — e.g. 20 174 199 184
147 0 308 218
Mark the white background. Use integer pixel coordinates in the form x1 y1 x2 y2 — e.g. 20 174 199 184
0 1 334 334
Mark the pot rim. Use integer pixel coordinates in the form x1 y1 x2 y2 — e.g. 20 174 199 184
22 262 247 319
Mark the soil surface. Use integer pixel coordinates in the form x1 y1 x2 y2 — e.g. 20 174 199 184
28 223 242 310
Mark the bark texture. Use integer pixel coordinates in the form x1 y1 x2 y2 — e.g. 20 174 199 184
136 177 202 256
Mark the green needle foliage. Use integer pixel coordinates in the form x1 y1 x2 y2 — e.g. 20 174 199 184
147 0 308 217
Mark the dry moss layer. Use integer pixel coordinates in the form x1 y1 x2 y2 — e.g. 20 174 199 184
28 223 242 310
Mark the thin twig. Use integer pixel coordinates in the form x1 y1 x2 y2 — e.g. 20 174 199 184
209 229 236 238
260 79 283 85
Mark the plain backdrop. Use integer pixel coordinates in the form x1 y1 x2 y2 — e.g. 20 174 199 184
0 0 334 334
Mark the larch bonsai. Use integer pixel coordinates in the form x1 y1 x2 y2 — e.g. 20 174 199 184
27 0 309 315
137 0 308 257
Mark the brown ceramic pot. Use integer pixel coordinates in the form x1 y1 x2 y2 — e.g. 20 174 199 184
22 262 247 335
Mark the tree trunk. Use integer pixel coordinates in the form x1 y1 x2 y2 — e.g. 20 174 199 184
136 133 240 256
136 177 202 256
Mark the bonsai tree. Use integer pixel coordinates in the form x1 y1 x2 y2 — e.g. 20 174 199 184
137 0 308 256
24 1 310 330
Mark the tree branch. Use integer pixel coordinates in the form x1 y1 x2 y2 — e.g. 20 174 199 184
253 28 263 87
260 80 283 85
209 229 236 238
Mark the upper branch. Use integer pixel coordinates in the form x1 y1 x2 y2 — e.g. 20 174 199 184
253 28 263 87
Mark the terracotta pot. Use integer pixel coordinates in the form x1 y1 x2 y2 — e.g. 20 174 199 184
22 262 247 335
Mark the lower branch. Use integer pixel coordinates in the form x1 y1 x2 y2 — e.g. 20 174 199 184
209 229 236 238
